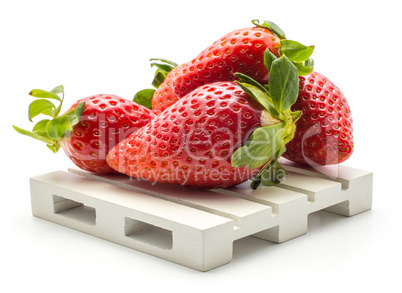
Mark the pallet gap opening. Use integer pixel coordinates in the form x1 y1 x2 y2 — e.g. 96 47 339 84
53 195 96 225
124 217 173 250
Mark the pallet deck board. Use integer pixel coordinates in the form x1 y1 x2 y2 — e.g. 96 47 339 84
68 168 273 239
30 163 373 271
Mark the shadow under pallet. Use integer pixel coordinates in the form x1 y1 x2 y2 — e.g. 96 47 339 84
30 161 373 271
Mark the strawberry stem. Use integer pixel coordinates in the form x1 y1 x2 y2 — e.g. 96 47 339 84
231 54 303 188
133 58 178 109
251 19 286 39
13 85 85 153
250 146 285 189
252 19 315 76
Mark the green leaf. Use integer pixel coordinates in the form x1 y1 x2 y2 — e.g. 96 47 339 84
149 58 177 88
268 55 299 112
152 71 168 88
294 58 314 76
235 72 270 95
74 101 85 119
260 148 288 186
28 99 56 121
29 89 62 101
63 102 85 127
50 85 64 95
251 19 286 39
47 142 61 153
293 60 314 76
15 85 68 153
50 85 65 116
13 125 54 144
280 40 314 62
250 146 286 189
305 58 314 68
33 130 50 138
260 161 287 186
134 89 155 109
235 81 279 118
151 62 176 73
231 123 286 170
290 110 302 122
46 115 71 140
32 119 50 132
264 49 278 73
150 58 178 68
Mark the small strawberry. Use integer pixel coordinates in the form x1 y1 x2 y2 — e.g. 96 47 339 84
282 71 354 165
13 85 153 173
107 55 302 189
136 20 314 113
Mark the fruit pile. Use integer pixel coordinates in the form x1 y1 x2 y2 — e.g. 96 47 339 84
14 20 353 190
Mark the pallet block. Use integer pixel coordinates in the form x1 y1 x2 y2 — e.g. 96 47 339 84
30 162 373 271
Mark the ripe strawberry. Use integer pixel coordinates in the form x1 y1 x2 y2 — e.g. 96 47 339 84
13 86 153 174
282 71 353 165
147 20 314 114
107 55 302 189
108 82 261 188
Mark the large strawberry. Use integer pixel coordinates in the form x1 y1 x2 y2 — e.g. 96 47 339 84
135 20 314 114
282 71 353 165
108 55 301 189
13 85 153 173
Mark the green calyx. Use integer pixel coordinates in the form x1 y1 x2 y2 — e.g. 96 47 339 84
133 58 178 109
13 85 85 153
252 19 315 76
230 20 315 189
231 53 302 189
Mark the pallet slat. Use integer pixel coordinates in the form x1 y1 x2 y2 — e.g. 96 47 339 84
31 171 235 271
68 168 273 239
30 163 373 271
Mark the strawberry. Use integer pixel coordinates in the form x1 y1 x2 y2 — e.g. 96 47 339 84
150 26 280 114
108 55 302 189
108 82 260 188
282 71 354 165
136 20 314 114
13 86 153 174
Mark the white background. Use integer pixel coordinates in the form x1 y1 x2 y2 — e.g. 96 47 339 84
1 0 401 291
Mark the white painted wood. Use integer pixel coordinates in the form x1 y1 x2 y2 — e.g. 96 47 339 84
67 169 273 240
278 159 373 216
30 162 373 271
216 185 309 243
30 171 234 271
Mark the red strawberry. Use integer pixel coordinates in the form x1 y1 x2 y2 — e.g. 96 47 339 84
282 71 353 165
13 86 153 174
147 20 314 114
108 82 261 188
108 55 302 189
151 27 280 113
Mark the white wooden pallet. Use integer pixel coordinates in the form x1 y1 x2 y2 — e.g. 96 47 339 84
30 161 373 271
